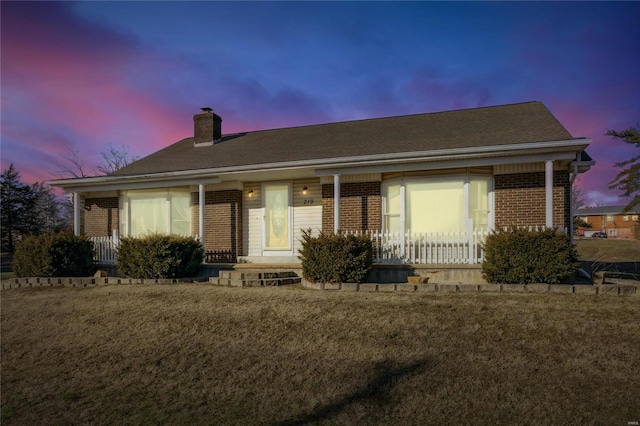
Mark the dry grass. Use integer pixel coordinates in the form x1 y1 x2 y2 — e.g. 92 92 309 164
2 284 639 425
575 238 640 281
575 238 640 263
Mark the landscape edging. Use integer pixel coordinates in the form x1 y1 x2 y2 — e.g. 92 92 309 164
1 277 637 296
300 278 637 295
1 277 207 289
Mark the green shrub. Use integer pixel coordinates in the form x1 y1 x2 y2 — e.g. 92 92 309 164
13 234 49 277
481 227 578 284
116 234 203 279
13 232 96 277
298 229 373 283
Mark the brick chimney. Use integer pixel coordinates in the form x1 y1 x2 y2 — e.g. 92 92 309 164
194 107 222 146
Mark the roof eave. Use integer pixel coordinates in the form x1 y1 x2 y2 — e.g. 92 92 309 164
48 172 221 193
314 139 590 175
50 138 591 192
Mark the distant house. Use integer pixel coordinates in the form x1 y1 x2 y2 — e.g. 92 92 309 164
51 101 593 267
575 206 640 239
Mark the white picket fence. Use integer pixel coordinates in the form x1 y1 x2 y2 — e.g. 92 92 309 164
89 227 563 265
344 229 490 264
90 235 119 264
89 234 201 265
89 231 487 265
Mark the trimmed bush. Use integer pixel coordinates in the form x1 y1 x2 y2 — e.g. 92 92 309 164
13 232 96 277
116 234 203 279
299 229 373 284
482 227 578 284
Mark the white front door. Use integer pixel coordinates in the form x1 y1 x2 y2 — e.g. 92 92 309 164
262 182 293 256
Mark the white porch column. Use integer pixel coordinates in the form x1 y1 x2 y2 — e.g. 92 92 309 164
545 160 554 228
463 177 474 263
399 182 406 259
333 174 340 233
199 184 205 242
73 192 80 236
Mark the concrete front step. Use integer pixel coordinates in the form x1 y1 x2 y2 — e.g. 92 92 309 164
219 270 298 280
210 270 301 287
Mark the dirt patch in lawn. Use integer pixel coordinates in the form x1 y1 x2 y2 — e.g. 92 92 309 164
2 285 638 425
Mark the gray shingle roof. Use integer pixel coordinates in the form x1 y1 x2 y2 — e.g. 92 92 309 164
575 206 640 216
112 101 576 177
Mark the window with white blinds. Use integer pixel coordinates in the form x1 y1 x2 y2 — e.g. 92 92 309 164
382 176 491 234
119 188 191 237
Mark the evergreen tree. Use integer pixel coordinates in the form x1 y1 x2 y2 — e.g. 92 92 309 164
1 164 35 252
1 165 71 252
608 125 640 212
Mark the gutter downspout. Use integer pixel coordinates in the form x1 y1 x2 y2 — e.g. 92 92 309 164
569 153 591 281
569 160 579 244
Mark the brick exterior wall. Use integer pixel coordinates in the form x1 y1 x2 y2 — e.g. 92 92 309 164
580 214 640 232
322 182 382 231
192 190 242 261
83 197 119 237
578 214 640 238
494 171 570 229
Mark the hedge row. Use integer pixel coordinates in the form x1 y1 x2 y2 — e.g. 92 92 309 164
13 228 579 284
116 234 203 279
13 232 203 279
298 229 373 284
482 227 578 284
13 232 96 277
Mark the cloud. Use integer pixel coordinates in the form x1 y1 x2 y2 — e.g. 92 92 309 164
547 99 639 207
1 2 191 182
1 0 638 213
204 79 334 132
1 2 343 184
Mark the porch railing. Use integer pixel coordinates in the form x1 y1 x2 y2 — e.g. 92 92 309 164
90 235 119 265
90 227 562 266
89 234 201 265
89 231 487 265
344 229 489 264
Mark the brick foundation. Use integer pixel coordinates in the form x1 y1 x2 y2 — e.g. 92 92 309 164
83 197 118 237
494 171 570 229
322 182 382 231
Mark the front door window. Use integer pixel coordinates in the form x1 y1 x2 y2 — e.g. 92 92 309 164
264 183 291 250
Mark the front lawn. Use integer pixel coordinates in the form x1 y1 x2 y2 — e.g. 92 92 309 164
1 285 638 425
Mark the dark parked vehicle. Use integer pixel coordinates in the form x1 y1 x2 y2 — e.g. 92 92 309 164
591 231 607 238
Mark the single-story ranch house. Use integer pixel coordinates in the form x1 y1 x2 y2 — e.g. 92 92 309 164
51 101 594 279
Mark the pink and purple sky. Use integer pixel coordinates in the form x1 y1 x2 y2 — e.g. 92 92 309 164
1 1 639 206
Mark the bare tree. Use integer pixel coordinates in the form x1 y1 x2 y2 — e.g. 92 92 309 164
594 199 606 208
30 182 72 233
51 148 91 178
95 144 138 175
52 145 138 178
571 176 586 212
